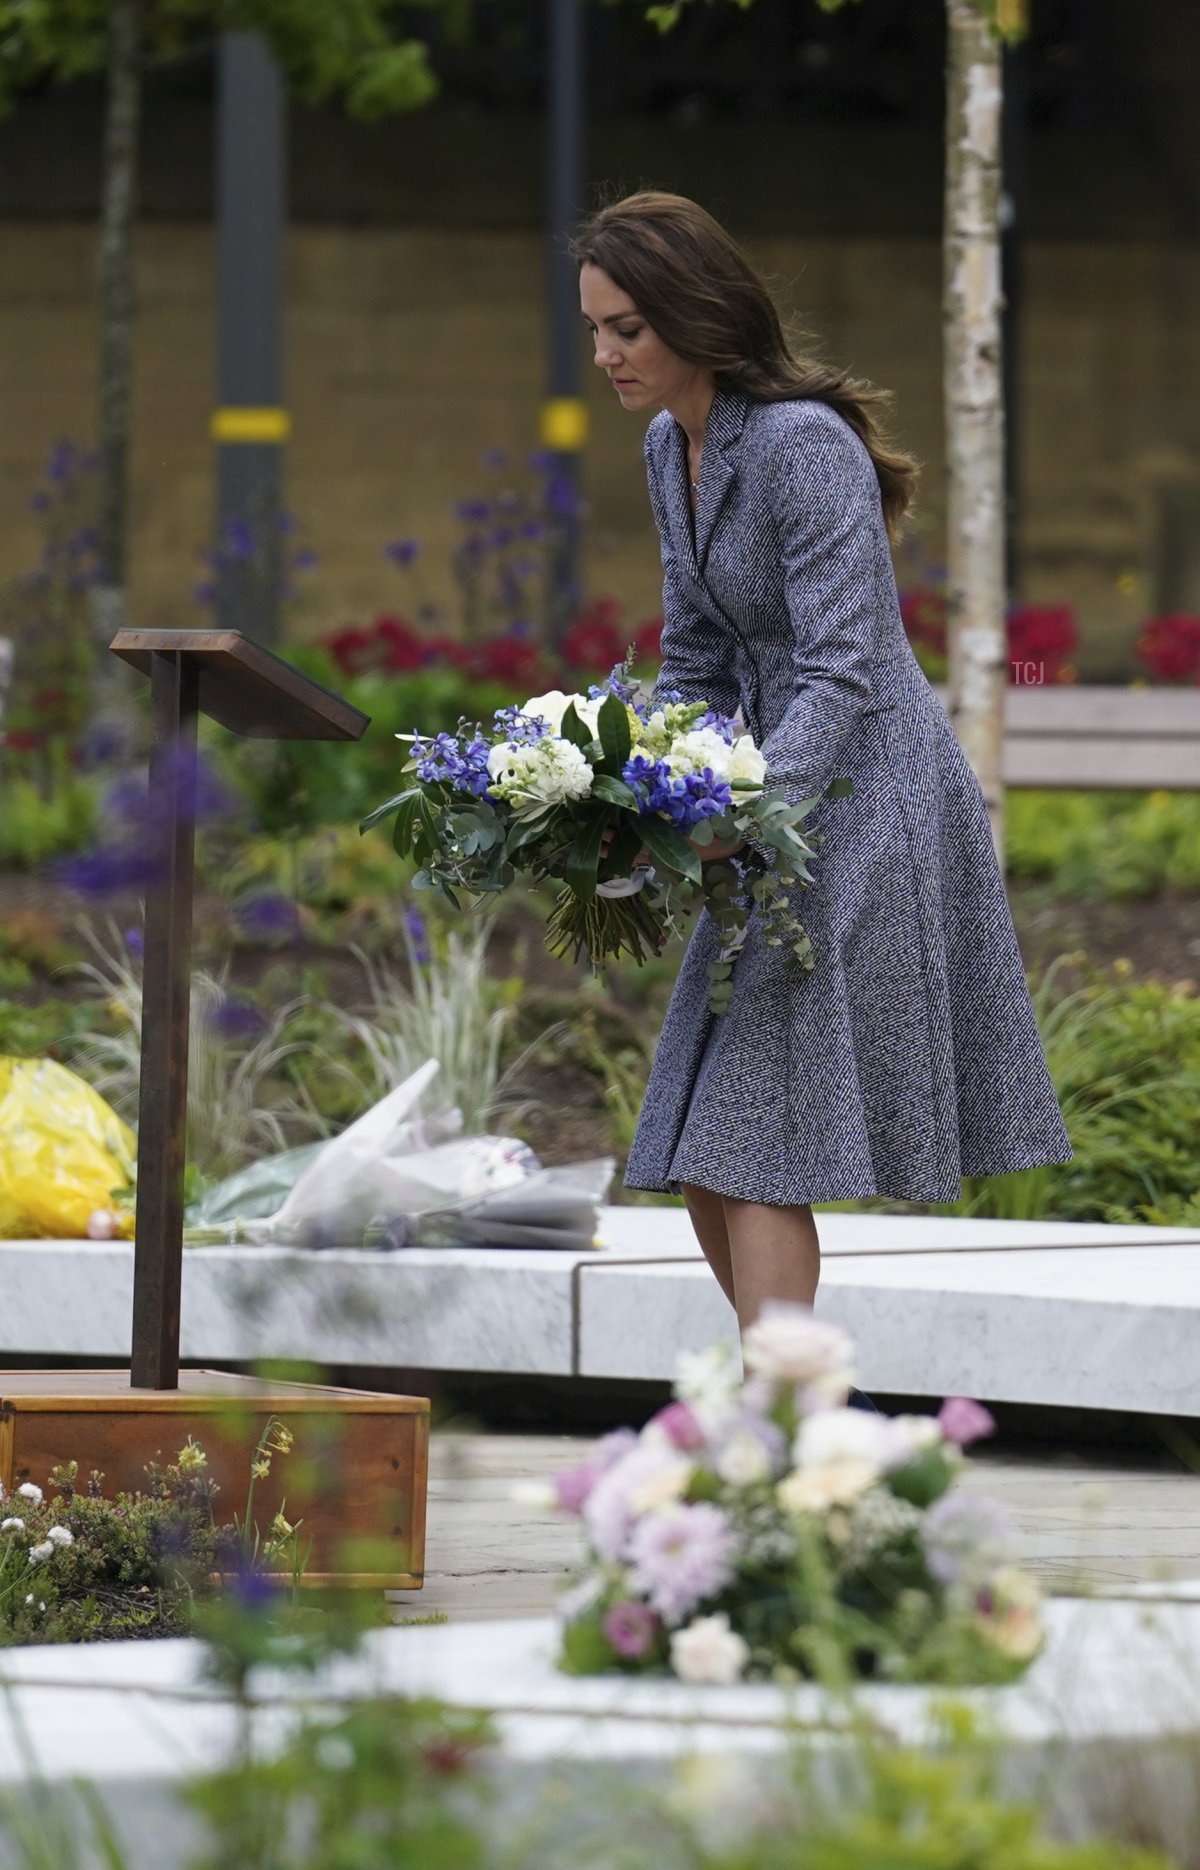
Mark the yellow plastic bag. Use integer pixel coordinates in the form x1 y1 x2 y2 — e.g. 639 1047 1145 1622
0 1057 136 1239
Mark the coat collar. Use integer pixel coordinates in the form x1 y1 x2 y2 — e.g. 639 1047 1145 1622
663 383 750 581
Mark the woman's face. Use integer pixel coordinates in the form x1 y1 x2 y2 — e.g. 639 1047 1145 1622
579 262 710 413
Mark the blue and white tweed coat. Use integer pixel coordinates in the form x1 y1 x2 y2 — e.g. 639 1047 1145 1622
623 385 1073 1205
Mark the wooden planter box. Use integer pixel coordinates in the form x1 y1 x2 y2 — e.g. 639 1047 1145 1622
0 1368 429 1590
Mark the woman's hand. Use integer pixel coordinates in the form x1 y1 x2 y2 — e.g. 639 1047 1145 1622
699 835 746 863
599 825 652 869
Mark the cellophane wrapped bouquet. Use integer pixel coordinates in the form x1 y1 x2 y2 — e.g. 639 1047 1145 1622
538 1305 1043 1688
362 659 842 1013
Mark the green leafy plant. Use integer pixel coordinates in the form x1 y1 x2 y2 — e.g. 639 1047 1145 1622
1006 790 1200 899
68 920 339 1182
960 958 1200 1225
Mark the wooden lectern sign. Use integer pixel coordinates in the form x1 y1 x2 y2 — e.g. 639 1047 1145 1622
0 632 429 1589
108 630 370 1390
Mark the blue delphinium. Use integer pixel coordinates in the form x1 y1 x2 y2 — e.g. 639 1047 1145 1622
697 708 739 744
411 731 491 798
493 705 550 745
622 756 733 833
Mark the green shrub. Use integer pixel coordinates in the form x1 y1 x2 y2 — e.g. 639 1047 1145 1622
0 759 97 867
962 960 1200 1224
1006 790 1200 898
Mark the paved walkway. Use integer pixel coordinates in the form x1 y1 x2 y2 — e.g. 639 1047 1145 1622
389 1431 1200 1621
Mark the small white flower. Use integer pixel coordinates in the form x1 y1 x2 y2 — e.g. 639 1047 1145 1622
670 1613 750 1685
673 1343 741 1427
881 1414 944 1469
314 1732 356 1772
24 1593 33 1606
509 1480 558 1511
16 1483 43 1506
714 1430 771 1488
46 1526 74 1548
1 1518 25 1534
27 1541 54 1564
558 1572 607 1623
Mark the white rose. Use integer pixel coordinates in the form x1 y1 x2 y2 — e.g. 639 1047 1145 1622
794 1407 890 1475
728 735 767 793
487 739 519 780
521 690 571 732
667 727 733 780
741 1303 855 1397
670 1613 750 1685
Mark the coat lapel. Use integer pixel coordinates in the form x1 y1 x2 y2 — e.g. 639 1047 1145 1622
663 384 749 583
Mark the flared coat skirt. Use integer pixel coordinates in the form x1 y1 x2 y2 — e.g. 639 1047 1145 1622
623 670 1074 1207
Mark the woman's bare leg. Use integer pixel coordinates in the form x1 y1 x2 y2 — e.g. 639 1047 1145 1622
722 1197 820 1334
679 1180 736 1309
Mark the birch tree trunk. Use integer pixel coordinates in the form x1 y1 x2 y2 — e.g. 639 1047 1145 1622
944 0 1007 860
0 637 13 753
90 0 142 721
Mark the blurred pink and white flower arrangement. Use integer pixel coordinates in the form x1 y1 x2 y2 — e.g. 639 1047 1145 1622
543 1304 1042 1687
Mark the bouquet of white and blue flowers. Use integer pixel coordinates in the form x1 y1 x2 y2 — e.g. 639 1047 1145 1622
361 658 845 1012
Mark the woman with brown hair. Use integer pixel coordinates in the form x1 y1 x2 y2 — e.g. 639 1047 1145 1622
571 190 1071 1335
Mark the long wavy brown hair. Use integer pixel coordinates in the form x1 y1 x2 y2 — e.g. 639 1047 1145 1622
569 189 918 539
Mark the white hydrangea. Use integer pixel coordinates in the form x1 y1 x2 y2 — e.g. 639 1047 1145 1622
670 1613 750 1685
666 727 734 781
487 737 594 815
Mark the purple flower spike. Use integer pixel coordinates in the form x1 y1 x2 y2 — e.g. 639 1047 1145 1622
235 892 302 945
402 904 430 966
603 1601 659 1660
937 1397 996 1447
384 538 420 568
208 997 266 1041
124 927 144 958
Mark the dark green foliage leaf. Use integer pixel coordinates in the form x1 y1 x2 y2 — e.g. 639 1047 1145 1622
635 817 702 885
558 702 595 752
564 810 609 904
597 692 632 773
590 773 638 810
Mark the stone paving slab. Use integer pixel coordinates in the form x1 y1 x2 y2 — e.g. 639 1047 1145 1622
386 1432 1200 1622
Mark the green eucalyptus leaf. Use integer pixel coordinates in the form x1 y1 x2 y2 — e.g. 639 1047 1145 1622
360 785 422 835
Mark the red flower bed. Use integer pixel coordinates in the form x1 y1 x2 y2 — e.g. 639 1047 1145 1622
1136 614 1200 685
319 601 663 693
